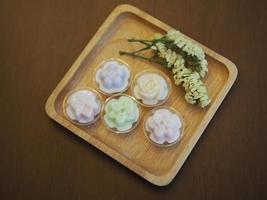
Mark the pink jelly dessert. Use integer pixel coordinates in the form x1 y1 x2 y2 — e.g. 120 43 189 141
145 108 182 144
65 89 101 124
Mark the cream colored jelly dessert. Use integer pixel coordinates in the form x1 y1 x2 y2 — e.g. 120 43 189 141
145 108 182 145
133 71 170 106
95 59 130 95
104 95 139 133
64 89 102 124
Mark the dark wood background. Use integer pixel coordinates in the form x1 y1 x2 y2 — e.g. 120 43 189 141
1 0 266 199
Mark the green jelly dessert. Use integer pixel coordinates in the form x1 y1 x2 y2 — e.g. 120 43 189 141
104 96 139 132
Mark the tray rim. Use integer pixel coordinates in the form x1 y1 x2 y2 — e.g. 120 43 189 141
45 4 238 186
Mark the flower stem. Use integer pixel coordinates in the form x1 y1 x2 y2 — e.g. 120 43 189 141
128 38 153 43
130 46 151 54
119 51 164 65
128 39 151 46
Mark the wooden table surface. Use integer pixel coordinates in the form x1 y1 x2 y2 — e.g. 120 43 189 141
1 0 266 199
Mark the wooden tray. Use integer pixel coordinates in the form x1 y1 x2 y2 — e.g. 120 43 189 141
45 4 237 186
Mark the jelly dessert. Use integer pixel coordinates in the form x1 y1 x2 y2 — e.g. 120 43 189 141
145 108 182 145
104 95 140 133
133 72 170 106
65 89 102 124
95 59 130 95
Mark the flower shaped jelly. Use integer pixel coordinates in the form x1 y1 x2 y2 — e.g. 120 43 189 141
145 108 182 144
65 89 101 124
96 59 130 94
133 72 170 106
104 96 139 133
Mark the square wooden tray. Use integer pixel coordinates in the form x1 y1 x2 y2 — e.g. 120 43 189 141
45 4 237 186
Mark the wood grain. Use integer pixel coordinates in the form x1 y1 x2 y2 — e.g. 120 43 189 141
45 5 237 186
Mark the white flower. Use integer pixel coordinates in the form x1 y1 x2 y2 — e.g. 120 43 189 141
167 30 208 78
66 90 101 124
133 73 169 105
145 109 182 144
182 71 211 107
199 59 208 78
155 41 211 107
96 60 130 94
167 30 205 59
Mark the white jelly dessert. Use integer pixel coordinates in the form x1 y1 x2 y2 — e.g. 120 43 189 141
104 95 139 133
133 72 170 106
65 89 102 124
95 59 130 95
145 108 182 145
